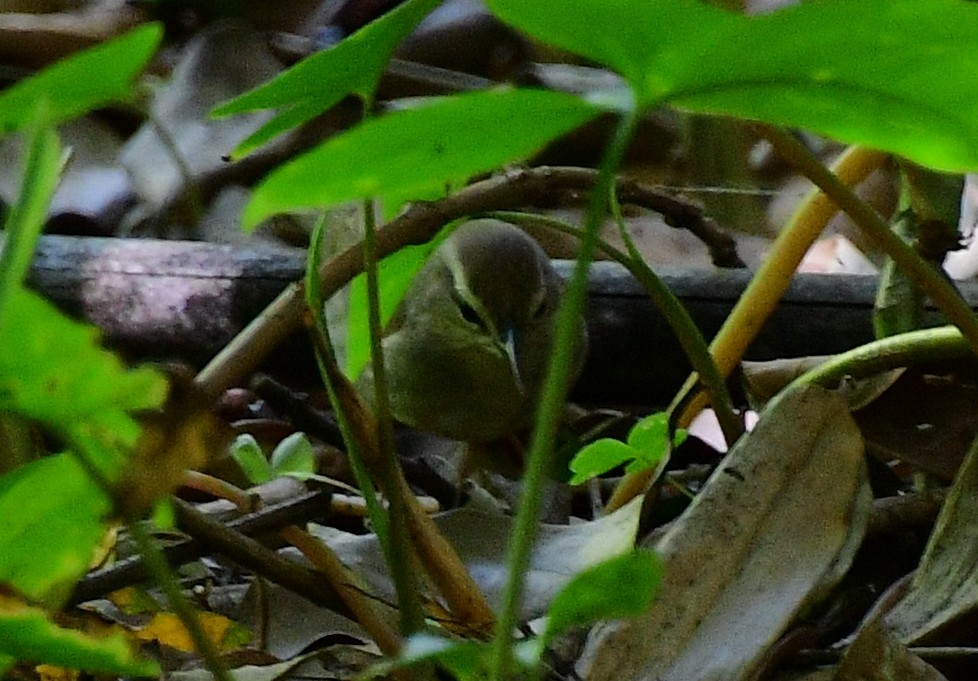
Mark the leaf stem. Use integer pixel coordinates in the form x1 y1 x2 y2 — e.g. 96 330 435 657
360 198 426 635
487 210 741 447
791 325 970 389
128 517 234 681
758 126 978 354
0 120 60 313
305 215 389 540
487 108 640 681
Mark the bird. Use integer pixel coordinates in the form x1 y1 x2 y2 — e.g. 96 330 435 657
358 218 587 445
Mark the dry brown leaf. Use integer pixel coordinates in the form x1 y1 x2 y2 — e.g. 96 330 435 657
836 620 947 681
579 384 871 681
883 428 978 642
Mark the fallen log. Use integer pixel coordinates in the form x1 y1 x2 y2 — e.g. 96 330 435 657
23 235 975 404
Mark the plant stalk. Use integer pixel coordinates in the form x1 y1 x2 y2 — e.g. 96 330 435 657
360 198 426 635
487 108 640 681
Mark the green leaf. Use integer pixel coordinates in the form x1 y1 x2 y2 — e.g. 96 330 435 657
569 412 681 484
0 602 158 677
346 242 433 378
0 288 167 460
243 89 601 228
488 0 726 102
542 549 663 643
0 24 162 135
230 434 272 484
227 100 324 159
568 438 637 485
489 0 978 171
0 121 61 312
627 411 670 454
665 1 978 171
212 0 441 156
393 634 489 681
0 455 110 605
270 432 316 479
626 411 684 470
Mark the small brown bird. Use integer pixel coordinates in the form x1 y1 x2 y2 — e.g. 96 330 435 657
358 218 587 444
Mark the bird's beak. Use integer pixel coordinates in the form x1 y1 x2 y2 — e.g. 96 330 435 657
501 328 525 396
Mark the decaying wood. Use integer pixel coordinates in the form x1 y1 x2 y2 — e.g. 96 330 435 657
24 234 978 403
26 234 303 366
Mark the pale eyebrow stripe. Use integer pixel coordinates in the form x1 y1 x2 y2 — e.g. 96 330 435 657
441 239 467 297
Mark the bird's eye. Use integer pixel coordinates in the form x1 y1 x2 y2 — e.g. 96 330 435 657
456 296 489 332
459 302 481 326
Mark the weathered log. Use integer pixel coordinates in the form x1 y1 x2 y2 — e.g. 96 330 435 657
23 235 974 403
26 235 303 366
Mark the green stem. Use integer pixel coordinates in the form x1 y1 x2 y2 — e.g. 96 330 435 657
609 191 740 443
0 123 60 313
791 325 969 389
487 108 640 681
760 126 978 355
360 198 425 635
129 517 233 681
304 218 389 540
488 210 741 446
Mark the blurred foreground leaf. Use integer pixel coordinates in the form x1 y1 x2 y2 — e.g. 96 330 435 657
489 0 978 171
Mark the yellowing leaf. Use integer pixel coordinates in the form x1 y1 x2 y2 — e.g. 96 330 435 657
135 611 232 653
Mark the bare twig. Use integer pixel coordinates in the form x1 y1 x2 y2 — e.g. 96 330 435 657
195 166 742 397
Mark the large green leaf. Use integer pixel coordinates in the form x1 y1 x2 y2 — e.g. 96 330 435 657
0 288 167 458
243 89 601 228
0 455 109 605
488 0 978 171
0 600 157 677
487 0 726 103
0 122 60 312
212 0 441 156
0 24 162 135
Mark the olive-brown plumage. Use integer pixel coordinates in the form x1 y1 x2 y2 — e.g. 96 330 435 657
359 219 586 442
